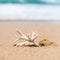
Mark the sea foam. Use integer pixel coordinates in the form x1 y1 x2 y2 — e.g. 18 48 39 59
0 4 60 20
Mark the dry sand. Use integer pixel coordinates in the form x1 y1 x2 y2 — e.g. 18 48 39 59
0 23 60 60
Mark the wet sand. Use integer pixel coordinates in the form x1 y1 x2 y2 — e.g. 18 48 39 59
0 23 60 60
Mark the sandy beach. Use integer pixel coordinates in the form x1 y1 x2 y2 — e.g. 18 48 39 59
0 23 60 60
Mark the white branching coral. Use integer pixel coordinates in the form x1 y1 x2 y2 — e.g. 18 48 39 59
13 28 57 47
13 28 39 47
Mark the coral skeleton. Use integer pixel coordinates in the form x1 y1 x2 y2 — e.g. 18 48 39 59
13 28 57 47
13 28 39 47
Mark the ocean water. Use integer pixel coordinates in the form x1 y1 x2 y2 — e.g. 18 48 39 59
0 0 60 4
0 0 60 20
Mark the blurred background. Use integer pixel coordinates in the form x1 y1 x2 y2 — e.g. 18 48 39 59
0 0 60 4
0 0 60 22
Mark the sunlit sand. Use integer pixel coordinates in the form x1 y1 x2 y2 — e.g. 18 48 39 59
0 23 60 60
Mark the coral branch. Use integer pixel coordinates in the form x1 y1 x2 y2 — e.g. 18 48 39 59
16 28 29 40
14 28 39 47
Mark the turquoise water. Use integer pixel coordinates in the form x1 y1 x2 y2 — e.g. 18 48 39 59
0 0 60 4
0 0 44 4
